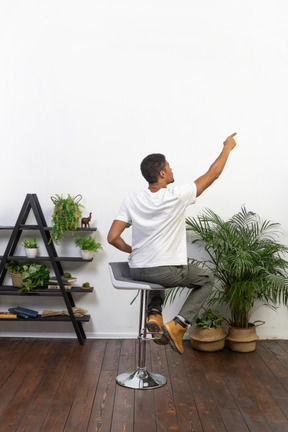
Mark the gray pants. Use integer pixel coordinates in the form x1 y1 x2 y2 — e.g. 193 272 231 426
130 264 214 324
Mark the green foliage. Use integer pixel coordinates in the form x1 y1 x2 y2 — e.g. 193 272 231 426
73 235 103 252
6 261 50 294
22 237 37 248
51 194 84 244
5 261 24 275
186 206 288 328
64 272 71 278
164 286 189 306
20 263 50 294
193 308 223 329
82 282 90 287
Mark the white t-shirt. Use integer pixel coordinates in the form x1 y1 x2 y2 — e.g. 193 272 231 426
115 183 197 268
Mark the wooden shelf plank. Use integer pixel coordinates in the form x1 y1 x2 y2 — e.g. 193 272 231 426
0 225 97 231
0 286 94 295
0 256 93 262
0 314 90 322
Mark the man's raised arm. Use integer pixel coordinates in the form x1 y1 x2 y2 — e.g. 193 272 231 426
194 132 237 197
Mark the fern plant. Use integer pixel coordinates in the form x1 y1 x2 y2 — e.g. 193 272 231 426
184 206 288 328
73 235 102 252
51 194 84 244
22 238 37 248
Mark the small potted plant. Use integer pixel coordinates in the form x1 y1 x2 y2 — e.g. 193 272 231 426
5 261 24 288
22 237 38 258
5 261 50 293
73 235 103 260
190 308 226 352
81 282 91 290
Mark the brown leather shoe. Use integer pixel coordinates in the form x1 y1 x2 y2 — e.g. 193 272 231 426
161 317 188 354
147 312 168 345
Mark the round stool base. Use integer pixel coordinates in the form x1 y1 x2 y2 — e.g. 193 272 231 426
116 367 167 389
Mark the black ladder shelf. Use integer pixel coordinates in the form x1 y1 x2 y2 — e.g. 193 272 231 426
0 193 96 345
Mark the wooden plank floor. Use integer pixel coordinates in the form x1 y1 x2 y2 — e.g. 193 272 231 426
0 338 288 431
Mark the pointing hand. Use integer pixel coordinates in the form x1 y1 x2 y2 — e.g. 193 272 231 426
224 132 237 151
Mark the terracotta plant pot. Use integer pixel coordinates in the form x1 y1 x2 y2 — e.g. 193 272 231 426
226 323 262 353
190 325 227 352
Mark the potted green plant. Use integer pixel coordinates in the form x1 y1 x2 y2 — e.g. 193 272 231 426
73 235 103 260
190 308 226 352
5 261 50 293
5 261 25 288
22 237 38 258
20 262 50 294
81 282 91 290
186 206 288 352
50 194 84 244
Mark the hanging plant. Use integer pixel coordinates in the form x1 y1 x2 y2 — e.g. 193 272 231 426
50 194 84 244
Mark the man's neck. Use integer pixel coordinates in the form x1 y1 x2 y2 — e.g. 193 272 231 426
148 182 167 193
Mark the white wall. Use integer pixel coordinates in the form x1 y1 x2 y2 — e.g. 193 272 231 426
0 0 288 339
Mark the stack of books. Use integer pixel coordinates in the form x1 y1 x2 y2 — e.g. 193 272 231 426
8 306 38 319
47 276 77 290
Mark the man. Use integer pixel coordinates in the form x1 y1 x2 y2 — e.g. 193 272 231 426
108 133 237 354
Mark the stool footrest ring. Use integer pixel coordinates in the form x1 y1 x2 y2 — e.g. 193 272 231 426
138 333 165 342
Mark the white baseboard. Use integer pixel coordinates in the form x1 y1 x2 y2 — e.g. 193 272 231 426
1 329 288 340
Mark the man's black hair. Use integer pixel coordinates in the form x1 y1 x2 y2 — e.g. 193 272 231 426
140 153 166 184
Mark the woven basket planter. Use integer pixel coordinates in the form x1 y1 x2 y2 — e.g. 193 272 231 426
10 272 23 288
190 325 227 352
226 324 261 353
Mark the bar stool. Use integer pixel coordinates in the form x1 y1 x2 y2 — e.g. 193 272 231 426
108 261 167 390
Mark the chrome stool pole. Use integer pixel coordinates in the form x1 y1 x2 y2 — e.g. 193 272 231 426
109 262 167 390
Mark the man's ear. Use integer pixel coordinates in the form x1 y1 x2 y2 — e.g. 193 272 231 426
159 170 166 179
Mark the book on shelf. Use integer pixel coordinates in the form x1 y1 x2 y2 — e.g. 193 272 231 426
8 306 38 318
47 284 72 290
0 312 17 319
48 276 77 283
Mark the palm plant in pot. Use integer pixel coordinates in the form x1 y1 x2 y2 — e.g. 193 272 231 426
73 235 103 260
186 206 288 352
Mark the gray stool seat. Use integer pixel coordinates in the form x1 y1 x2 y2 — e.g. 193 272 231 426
108 261 167 390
